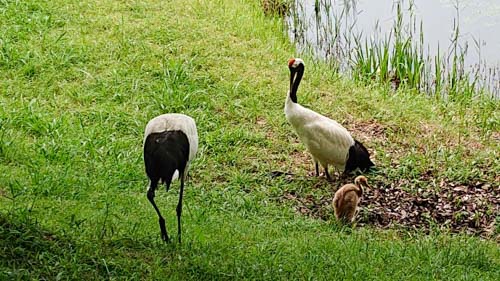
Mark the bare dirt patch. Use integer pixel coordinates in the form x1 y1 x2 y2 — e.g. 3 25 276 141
273 117 498 238
278 175 499 239
358 179 499 238
347 119 389 144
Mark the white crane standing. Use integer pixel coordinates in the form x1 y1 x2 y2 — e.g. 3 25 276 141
284 58 374 180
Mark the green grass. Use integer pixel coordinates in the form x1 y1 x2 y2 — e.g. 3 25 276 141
0 0 499 280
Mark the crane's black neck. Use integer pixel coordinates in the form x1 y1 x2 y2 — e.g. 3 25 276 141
289 64 304 103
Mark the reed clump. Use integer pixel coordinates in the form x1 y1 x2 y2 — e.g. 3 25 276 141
261 0 290 17
287 0 499 100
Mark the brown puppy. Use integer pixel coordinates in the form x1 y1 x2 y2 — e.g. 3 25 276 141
333 176 370 223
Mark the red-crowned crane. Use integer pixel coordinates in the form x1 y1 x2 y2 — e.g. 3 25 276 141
284 58 374 181
332 175 370 223
144 113 198 243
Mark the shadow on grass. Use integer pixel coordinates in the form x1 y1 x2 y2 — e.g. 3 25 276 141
0 212 206 279
0 213 162 279
0 213 78 279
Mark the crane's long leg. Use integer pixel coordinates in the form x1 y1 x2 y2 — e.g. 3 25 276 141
315 161 319 177
147 179 170 243
324 166 333 182
176 171 185 243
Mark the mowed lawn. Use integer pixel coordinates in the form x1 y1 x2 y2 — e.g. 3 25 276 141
0 0 499 280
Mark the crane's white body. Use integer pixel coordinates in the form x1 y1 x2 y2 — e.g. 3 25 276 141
144 113 198 180
285 96 354 172
284 58 373 177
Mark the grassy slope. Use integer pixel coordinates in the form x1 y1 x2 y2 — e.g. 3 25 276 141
0 0 498 280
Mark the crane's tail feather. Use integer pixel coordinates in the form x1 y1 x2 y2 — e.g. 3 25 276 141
345 139 374 173
171 170 179 181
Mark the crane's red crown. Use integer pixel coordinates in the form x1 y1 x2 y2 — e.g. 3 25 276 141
288 58 296 68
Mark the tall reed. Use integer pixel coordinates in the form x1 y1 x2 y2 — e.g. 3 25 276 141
286 0 499 100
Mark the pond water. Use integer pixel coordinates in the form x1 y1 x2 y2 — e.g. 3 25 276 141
287 0 500 97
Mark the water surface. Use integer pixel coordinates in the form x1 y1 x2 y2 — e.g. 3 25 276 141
287 0 500 97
